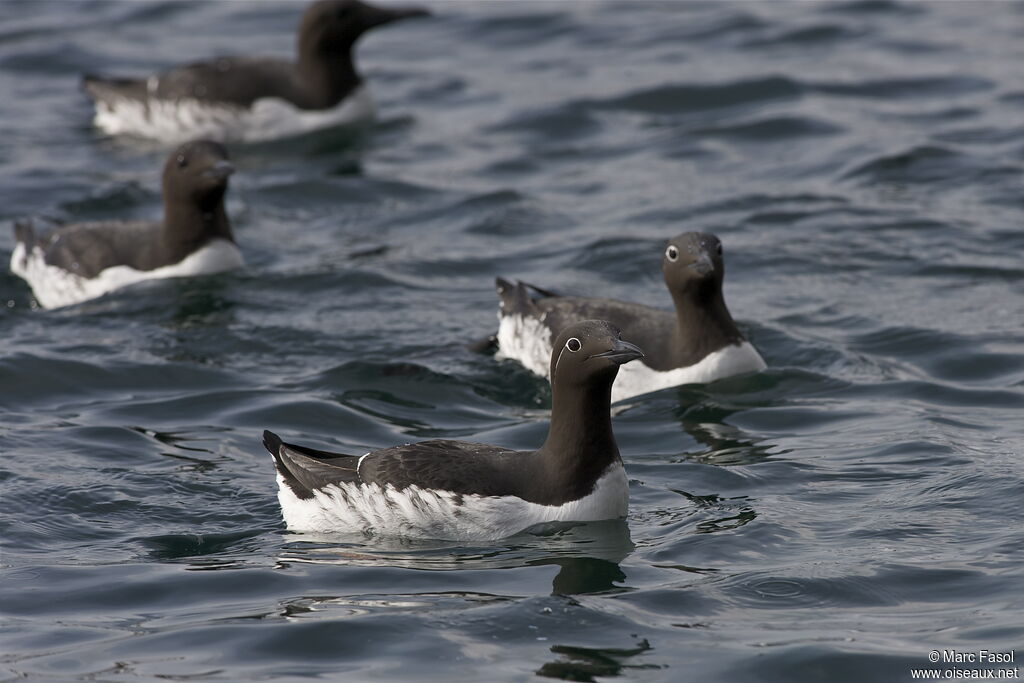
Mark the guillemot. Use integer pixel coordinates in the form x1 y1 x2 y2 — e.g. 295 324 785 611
494 232 766 402
82 0 429 143
263 320 644 541
10 140 242 309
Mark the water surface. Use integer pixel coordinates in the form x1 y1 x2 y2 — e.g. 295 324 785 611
1 1 1023 681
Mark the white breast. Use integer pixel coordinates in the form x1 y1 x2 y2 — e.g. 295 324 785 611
275 462 629 542
496 313 766 402
608 341 766 402
10 238 243 309
93 86 376 143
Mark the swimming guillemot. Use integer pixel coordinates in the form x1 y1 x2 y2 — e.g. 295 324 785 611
82 0 429 143
10 140 242 309
263 320 644 541
494 232 766 402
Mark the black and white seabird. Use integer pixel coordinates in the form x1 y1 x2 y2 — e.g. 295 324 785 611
82 0 429 143
495 232 765 402
263 320 644 541
10 140 241 309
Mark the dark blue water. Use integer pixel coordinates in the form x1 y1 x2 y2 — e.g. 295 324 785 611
2 1 1023 680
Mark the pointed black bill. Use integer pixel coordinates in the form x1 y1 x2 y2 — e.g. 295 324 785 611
590 339 644 365
202 160 235 181
691 251 714 276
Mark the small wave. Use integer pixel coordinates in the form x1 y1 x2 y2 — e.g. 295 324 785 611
465 10 577 48
286 360 519 439
0 352 238 410
873 105 979 123
743 24 860 49
588 76 803 115
821 0 918 14
486 103 601 141
693 114 844 141
847 325 1024 386
932 125 1024 146
677 12 767 43
840 144 971 185
810 75 993 100
570 236 661 281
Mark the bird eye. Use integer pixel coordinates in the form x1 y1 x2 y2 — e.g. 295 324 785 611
177 155 188 169
717 243 723 256
566 337 581 353
665 245 679 262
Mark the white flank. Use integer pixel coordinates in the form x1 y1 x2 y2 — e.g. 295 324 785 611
10 238 243 309
93 85 376 143
609 341 766 402
495 313 553 377
275 463 629 542
496 313 766 402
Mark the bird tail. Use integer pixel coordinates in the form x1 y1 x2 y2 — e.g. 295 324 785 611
496 277 559 315
12 218 35 248
479 277 561 354
262 430 290 475
82 74 147 103
467 278 528 354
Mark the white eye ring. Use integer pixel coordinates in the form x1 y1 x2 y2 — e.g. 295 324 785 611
666 245 679 262
566 337 582 353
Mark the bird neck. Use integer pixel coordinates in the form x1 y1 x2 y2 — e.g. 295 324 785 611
669 281 742 361
162 194 233 259
298 47 360 108
538 375 620 484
